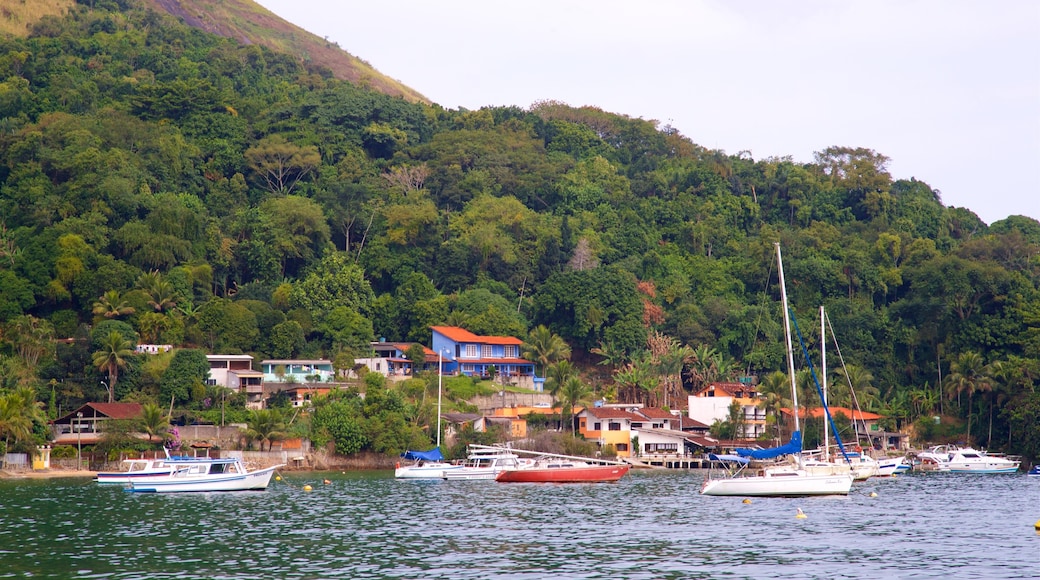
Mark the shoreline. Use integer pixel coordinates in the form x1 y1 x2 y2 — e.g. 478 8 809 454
0 469 98 479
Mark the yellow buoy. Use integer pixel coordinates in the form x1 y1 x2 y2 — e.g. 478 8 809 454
742 498 752 504
1035 520 1040 531
795 508 807 519
303 484 313 491
869 492 878 497
275 475 282 481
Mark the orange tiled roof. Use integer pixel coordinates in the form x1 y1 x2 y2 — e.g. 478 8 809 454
780 406 882 420
583 408 645 421
694 382 758 398
431 326 522 345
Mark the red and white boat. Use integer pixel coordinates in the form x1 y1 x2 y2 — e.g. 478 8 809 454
495 458 630 483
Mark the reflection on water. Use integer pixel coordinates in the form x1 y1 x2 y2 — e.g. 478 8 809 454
0 470 1035 579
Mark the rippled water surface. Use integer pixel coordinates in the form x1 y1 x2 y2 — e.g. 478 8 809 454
0 470 1036 579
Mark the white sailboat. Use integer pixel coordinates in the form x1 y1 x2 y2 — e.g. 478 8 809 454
807 306 876 481
395 351 462 479
700 243 854 497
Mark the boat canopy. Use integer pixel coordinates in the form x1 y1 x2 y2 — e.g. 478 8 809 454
734 431 802 460
708 454 750 465
400 448 444 462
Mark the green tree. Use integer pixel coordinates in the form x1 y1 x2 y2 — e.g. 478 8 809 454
244 135 321 195
522 325 572 378
259 195 332 278
195 298 259 352
558 375 592 435
311 395 367 454
138 402 169 445
244 408 286 451
159 349 210 406
269 320 306 359
945 351 989 444
92 331 134 403
290 252 374 319
92 290 135 320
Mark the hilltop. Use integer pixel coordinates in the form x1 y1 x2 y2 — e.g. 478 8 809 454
0 0 428 102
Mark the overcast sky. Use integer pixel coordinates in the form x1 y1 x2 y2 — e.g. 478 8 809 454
254 0 1039 224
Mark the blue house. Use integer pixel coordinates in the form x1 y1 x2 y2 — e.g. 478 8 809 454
430 326 542 390
260 359 335 383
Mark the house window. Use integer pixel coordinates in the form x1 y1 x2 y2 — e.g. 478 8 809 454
465 344 478 357
593 422 601 431
504 345 517 358
608 422 621 431
482 345 493 358
616 443 629 452
631 422 643 428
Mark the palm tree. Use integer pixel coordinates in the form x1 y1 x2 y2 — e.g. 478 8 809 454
545 360 576 412
687 344 720 392
945 351 989 444
139 270 178 313
0 387 43 451
92 331 134 403
92 290 135 320
590 340 627 373
521 325 571 378
245 409 286 451
558 376 592 435
138 403 169 445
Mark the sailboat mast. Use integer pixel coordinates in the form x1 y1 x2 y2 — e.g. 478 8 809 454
822 306 829 458
776 243 800 434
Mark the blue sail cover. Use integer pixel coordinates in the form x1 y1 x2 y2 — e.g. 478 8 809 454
734 431 802 459
400 448 444 462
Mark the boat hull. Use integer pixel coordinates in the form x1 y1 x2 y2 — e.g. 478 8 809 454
127 465 283 493
875 457 907 477
496 464 630 483
395 463 463 479
947 466 1020 474
700 472 854 497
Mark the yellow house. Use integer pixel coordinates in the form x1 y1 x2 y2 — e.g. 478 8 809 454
577 407 645 457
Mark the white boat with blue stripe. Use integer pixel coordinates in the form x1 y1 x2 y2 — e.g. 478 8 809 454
125 456 283 493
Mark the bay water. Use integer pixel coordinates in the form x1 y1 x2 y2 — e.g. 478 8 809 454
0 470 1036 579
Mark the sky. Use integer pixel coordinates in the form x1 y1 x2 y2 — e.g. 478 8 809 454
254 0 1039 224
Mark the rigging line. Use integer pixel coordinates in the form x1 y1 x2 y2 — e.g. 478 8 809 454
825 311 869 446
789 307 852 464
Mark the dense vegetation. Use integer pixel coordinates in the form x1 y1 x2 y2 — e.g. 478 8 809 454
0 1 1037 462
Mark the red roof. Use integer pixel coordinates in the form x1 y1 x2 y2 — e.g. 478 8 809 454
694 382 758 398
53 402 143 424
582 408 645 421
431 326 522 345
636 407 676 420
780 406 882 420
680 416 711 430
457 358 534 365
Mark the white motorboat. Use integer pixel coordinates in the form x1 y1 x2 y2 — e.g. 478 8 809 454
700 244 853 497
126 456 284 493
875 455 908 476
441 446 530 480
915 445 956 472
946 448 1020 473
394 448 463 479
95 451 181 484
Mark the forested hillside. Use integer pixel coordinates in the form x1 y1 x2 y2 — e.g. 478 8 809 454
0 1 1037 458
